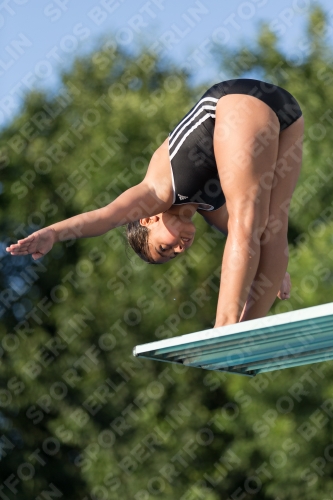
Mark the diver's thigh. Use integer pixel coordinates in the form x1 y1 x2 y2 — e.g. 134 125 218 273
266 115 304 227
213 94 280 223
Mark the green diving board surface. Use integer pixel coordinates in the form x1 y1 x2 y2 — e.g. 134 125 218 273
133 303 333 377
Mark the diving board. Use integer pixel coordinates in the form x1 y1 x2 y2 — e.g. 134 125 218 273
133 303 333 376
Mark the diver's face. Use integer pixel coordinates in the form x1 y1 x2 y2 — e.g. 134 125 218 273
141 212 196 263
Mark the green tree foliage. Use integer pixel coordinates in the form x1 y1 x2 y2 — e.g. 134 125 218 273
0 8 333 500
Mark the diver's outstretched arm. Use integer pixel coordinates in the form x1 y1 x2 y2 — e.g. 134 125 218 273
6 181 170 260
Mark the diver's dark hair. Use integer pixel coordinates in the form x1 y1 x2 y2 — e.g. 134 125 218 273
126 220 159 264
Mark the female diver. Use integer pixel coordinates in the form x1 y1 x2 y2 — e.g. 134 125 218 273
6 79 304 327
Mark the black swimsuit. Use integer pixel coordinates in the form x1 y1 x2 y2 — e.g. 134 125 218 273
168 78 302 211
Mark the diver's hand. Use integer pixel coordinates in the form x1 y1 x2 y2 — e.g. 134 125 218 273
277 272 291 300
6 228 56 260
